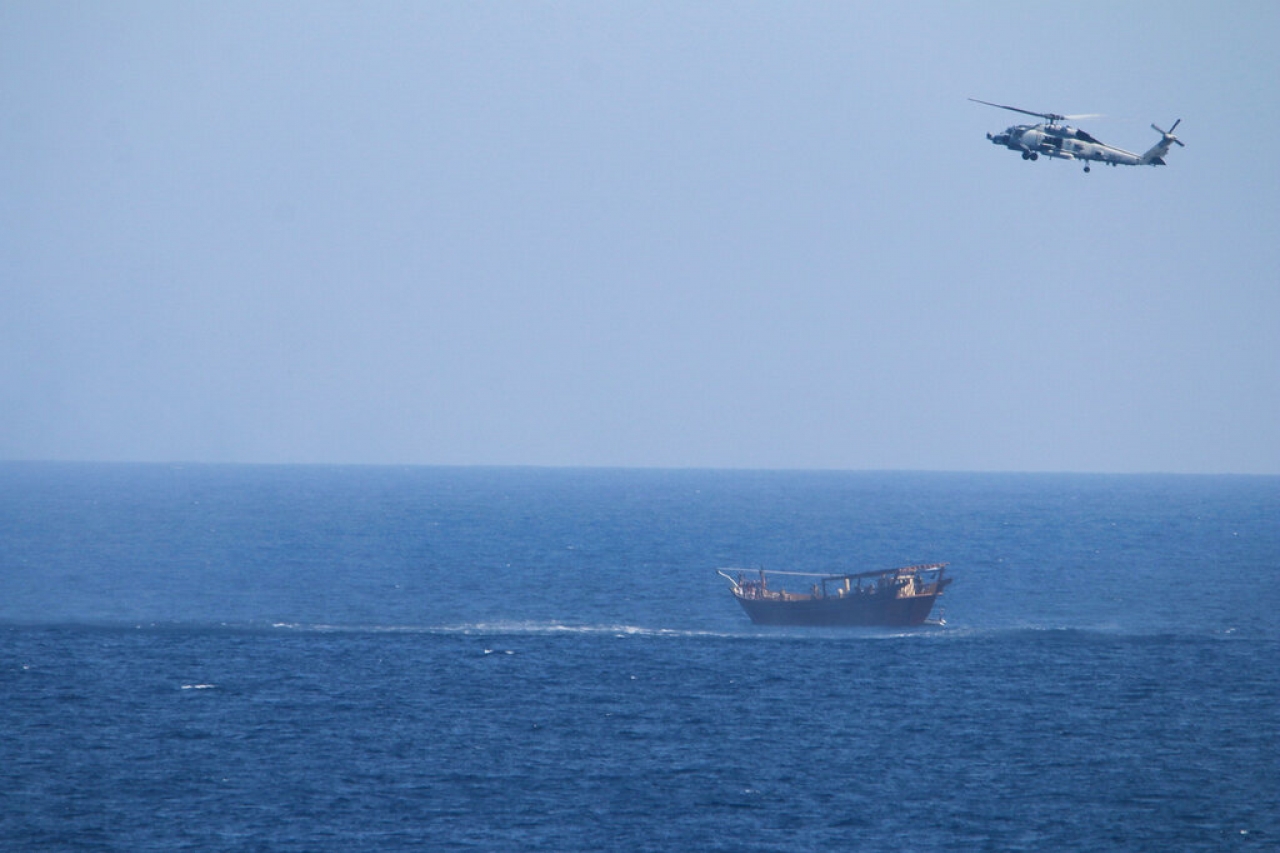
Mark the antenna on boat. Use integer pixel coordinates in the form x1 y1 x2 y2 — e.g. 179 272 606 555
716 569 742 592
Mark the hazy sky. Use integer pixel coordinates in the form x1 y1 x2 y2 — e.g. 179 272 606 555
3 2 1278 473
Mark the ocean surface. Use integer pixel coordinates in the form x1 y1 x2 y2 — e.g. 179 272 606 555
2 463 1277 851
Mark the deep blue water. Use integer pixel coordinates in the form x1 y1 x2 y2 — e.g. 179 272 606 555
2 464 1277 850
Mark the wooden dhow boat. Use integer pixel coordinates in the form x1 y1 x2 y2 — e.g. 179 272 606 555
718 563 952 627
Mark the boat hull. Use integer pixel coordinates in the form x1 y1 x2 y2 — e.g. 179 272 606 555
733 590 942 627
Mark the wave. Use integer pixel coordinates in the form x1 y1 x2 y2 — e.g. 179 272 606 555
3 619 1258 645
267 620 754 639
262 619 977 642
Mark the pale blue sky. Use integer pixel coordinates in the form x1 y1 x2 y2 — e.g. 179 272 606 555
3 2 1277 473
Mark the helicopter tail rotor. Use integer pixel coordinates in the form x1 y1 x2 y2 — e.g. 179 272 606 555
1141 120 1185 165
1152 119 1185 147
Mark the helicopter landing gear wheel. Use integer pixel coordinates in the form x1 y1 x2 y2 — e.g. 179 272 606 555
1029 152 1039 161
1021 151 1030 160
1084 164 1091 173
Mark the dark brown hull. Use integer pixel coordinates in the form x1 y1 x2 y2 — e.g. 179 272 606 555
733 589 942 627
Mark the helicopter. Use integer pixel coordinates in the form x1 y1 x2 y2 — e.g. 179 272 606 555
970 98 1183 172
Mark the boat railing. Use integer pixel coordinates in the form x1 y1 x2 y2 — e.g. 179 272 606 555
718 564 949 600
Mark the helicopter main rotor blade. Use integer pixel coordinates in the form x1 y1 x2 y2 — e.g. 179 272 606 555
969 98 1061 121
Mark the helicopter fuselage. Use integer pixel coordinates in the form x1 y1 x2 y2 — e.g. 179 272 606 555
988 122 1148 167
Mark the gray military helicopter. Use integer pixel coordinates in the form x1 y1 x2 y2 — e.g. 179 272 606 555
970 98 1183 172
